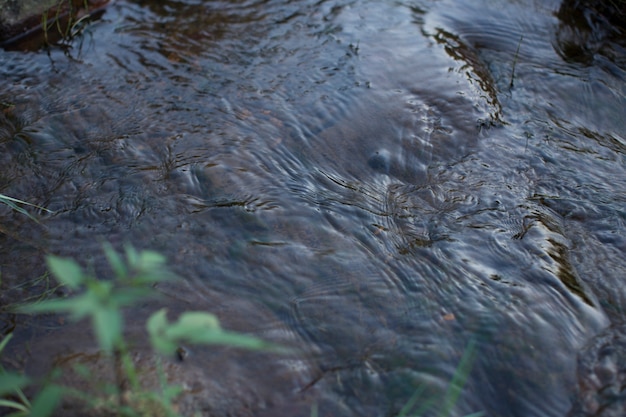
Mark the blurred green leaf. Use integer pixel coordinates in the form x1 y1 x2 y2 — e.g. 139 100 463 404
132 251 169 286
136 251 166 270
133 270 170 285
103 243 127 280
19 293 94 320
125 245 139 269
0 333 13 354
147 309 277 356
168 311 221 337
21 246 172 354
189 330 274 350
28 384 64 417
86 279 113 300
93 307 123 353
109 287 156 308
162 384 184 401
147 309 177 356
46 256 84 290
0 373 29 397
0 398 29 413
67 293 101 320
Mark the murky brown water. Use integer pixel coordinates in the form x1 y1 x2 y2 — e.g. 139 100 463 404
1 0 625 416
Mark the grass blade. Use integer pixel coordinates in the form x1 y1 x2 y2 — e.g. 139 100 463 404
437 339 477 417
0 193 53 223
0 398 30 412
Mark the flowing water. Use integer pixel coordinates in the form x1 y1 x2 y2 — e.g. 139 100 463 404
0 0 625 416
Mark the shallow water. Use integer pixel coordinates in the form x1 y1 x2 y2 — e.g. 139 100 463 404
1 0 625 416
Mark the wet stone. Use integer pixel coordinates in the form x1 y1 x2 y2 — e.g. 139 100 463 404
569 325 626 417
367 149 392 174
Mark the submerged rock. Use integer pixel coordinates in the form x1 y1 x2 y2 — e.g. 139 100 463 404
569 324 626 417
367 149 393 175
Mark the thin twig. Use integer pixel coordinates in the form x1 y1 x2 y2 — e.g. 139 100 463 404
509 35 524 89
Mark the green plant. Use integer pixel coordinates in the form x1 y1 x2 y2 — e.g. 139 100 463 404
7 244 278 416
4 243 482 416
22 244 172 353
0 334 64 417
397 339 484 417
0 333 30 415
147 309 278 357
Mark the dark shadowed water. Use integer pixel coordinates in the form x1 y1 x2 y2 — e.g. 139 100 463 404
1 0 625 416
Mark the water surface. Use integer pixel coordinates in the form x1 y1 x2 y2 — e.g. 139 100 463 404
1 0 625 416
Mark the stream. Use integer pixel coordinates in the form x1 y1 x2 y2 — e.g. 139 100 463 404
1 0 625 416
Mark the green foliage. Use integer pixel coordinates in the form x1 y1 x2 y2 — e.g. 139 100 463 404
19 244 170 353
7 244 277 416
0 334 31 415
0 333 63 417
4 243 483 416
147 309 278 356
25 384 64 417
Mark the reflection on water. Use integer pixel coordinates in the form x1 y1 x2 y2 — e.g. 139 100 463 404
1 0 625 415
